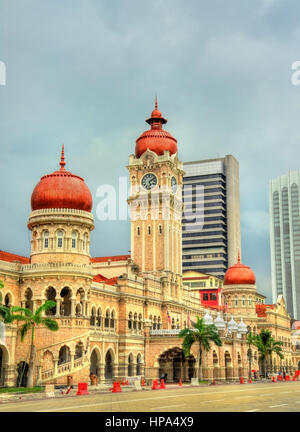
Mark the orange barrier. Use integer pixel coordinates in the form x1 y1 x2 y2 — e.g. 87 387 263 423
277 375 283 381
293 376 296 381
272 376 276 382
111 381 122 393
285 375 290 381
126 380 129 386
248 378 252 384
240 377 244 384
141 378 145 386
212 379 216 385
160 379 166 389
121 380 125 386
76 382 89 395
179 379 182 387
152 379 160 390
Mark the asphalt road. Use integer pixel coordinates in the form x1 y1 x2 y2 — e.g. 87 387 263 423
1 381 300 412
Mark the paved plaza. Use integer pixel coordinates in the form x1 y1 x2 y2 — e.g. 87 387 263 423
0 381 300 412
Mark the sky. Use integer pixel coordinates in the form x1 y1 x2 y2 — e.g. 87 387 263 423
1 0 300 302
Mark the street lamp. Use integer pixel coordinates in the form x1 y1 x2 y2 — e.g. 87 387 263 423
247 347 253 380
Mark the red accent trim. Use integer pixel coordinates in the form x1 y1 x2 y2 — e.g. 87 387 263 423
0 250 30 264
91 255 130 263
93 273 118 286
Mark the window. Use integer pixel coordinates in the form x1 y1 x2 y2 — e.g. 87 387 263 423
234 296 238 306
210 293 217 301
148 226 151 235
128 312 133 329
242 296 246 306
203 293 209 301
72 231 77 249
57 230 64 248
43 231 49 248
137 226 140 236
159 225 162 235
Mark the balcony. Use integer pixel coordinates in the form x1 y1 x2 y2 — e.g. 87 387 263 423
150 329 181 336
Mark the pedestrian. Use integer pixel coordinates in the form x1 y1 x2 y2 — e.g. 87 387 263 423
283 370 286 379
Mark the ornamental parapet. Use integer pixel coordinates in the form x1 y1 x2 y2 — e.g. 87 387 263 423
20 262 93 278
28 208 94 229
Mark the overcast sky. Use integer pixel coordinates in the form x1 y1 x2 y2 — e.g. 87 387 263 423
1 0 300 302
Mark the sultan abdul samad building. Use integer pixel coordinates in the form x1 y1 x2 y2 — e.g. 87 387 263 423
0 101 299 387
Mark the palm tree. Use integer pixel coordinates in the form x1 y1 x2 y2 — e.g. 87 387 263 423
0 300 59 387
250 329 284 377
0 280 4 303
179 316 222 381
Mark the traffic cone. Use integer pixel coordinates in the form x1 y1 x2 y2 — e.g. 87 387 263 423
249 378 252 384
160 379 166 389
179 379 182 387
152 379 160 390
240 377 244 384
112 381 122 393
212 379 216 385
272 376 276 382
122 380 125 386
126 380 129 386
141 378 145 386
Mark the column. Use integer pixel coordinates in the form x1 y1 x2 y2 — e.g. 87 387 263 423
71 300 76 317
56 298 61 317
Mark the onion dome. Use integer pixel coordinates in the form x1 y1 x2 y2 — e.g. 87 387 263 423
237 318 248 335
227 317 238 332
135 97 178 158
224 251 256 286
214 312 226 330
203 311 213 325
31 146 93 212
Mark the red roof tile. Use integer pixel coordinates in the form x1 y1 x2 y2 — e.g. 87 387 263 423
91 255 130 263
0 250 30 264
93 273 119 286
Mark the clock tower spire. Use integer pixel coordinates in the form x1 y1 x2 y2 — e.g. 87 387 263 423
127 100 184 279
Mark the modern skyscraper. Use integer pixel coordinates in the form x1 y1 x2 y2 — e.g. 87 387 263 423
269 171 300 319
182 155 241 278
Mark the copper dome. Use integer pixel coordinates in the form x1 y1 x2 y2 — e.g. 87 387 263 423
224 253 256 286
31 146 92 212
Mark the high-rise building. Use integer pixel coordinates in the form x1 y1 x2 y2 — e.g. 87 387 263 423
182 155 241 278
269 171 300 319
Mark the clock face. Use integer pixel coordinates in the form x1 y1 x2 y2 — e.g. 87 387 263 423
141 173 158 190
171 176 177 193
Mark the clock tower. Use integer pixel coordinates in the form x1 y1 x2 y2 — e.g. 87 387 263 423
127 99 184 279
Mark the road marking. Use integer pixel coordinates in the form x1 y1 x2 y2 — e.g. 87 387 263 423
151 404 183 410
269 404 288 408
0 382 296 412
281 391 291 394
245 409 260 412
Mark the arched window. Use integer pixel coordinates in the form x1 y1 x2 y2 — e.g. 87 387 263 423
157 316 161 330
110 310 115 329
72 231 78 249
148 226 151 235
234 296 238 306
159 225 162 235
97 308 102 327
248 296 252 306
133 313 137 330
105 310 110 328
138 313 142 330
242 296 246 306
60 287 72 316
43 230 49 249
153 316 157 330
75 342 84 360
45 287 56 315
171 318 175 329
56 230 64 248
176 318 180 329
137 227 140 236
25 288 33 311
4 293 11 308
90 307 96 326
136 354 142 375
128 312 133 329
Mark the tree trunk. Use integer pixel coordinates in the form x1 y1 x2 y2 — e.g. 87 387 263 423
198 347 203 382
27 343 36 388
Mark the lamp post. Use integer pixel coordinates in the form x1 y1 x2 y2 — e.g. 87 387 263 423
247 347 252 380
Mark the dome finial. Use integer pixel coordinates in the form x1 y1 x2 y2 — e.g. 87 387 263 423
60 144 66 170
237 249 241 264
155 94 158 110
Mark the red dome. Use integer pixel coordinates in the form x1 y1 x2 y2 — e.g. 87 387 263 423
31 146 92 212
135 98 178 158
224 253 256 285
